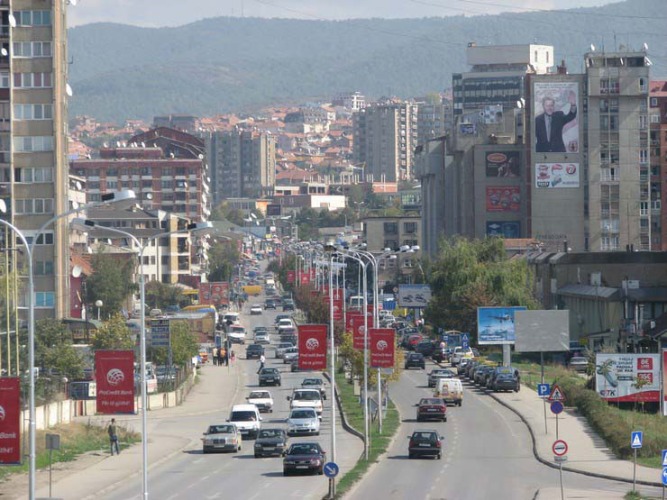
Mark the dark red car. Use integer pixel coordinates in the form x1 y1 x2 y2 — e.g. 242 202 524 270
416 397 447 422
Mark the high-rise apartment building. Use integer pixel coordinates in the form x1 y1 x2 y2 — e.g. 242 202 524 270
353 101 418 182
0 2 70 319
583 50 651 251
416 96 452 145
207 129 276 204
649 80 667 250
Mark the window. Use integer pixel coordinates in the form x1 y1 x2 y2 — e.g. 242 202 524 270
106 180 118 189
14 103 53 120
17 167 53 183
34 260 54 275
403 259 413 268
14 198 53 214
35 292 55 308
639 115 648 130
640 149 648 164
16 10 52 26
383 222 398 235
651 97 658 107
0 71 8 89
13 136 54 152
383 240 398 250
13 72 52 88
12 41 52 58
25 232 54 245
404 222 417 234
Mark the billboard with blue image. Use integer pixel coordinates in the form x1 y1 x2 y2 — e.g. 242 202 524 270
477 306 527 345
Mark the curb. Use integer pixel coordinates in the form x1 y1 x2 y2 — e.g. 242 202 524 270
323 371 365 444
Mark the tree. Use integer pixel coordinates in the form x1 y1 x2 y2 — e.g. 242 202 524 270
92 313 135 350
208 239 240 282
145 281 186 310
85 253 137 318
35 319 85 380
169 321 199 366
211 202 245 226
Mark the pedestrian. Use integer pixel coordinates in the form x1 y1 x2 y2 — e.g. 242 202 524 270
108 418 120 455
212 347 219 366
218 347 225 367
230 350 236 364
257 354 266 374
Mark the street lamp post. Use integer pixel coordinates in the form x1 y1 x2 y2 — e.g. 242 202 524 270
327 250 337 497
95 300 103 321
72 218 212 500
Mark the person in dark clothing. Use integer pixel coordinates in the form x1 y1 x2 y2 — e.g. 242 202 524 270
535 93 577 153
108 418 120 455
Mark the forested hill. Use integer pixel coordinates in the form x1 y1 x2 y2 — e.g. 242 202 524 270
67 0 665 123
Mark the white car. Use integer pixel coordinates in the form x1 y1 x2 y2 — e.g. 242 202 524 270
246 390 274 413
250 305 263 315
227 404 262 439
227 325 247 344
283 347 299 364
275 342 294 359
255 332 271 344
286 408 320 436
277 318 295 330
287 388 323 417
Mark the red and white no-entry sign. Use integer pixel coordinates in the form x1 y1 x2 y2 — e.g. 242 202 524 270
552 439 568 456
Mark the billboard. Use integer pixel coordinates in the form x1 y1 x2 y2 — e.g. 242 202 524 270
477 306 527 345
514 310 569 352
198 282 229 308
535 163 580 189
95 350 135 414
486 187 520 213
397 284 431 308
486 221 521 238
148 319 170 348
266 204 282 217
485 151 521 178
595 354 660 403
333 297 343 321
370 329 395 368
533 81 579 154
298 325 327 371
0 377 21 464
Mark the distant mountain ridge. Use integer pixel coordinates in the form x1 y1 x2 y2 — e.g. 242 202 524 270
67 0 666 124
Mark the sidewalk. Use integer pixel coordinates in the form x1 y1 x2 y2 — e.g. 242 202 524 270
479 380 665 488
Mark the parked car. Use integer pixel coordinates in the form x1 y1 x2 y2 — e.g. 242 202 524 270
474 365 495 386
415 398 447 422
258 367 282 387
488 369 520 392
569 355 589 373
246 344 265 359
406 335 424 351
250 304 263 315
408 430 444 459
457 358 470 375
416 341 437 358
427 368 456 388
286 408 320 436
246 390 274 413
253 428 288 458
282 442 326 475
201 423 241 454
450 346 474 366
405 353 426 370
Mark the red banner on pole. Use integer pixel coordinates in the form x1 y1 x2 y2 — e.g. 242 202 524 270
352 314 371 350
298 324 327 370
333 298 343 321
299 272 311 285
0 377 21 464
96 350 135 414
287 270 295 283
370 329 396 368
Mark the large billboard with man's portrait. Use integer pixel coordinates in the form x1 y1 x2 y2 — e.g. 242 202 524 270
533 82 579 154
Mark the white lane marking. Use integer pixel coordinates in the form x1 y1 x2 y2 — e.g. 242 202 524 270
475 394 519 438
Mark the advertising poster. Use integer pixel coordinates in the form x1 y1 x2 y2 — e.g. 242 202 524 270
370 329 395 368
299 272 310 286
397 284 431 308
595 354 660 403
486 221 521 238
485 151 521 178
486 187 521 213
95 350 135 414
287 270 295 284
333 298 343 321
298 325 327 371
477 306 527 345
533 81 579 154
198 282 229 308
351 314 371 350
535 163 580 189
0 377 21 464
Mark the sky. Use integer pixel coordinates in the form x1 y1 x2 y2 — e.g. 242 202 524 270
68 0 616 28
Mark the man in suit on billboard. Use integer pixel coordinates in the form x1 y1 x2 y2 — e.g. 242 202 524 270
535 93 577 153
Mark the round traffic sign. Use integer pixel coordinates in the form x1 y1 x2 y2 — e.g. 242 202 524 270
550 401 564 415
323 462 339 478
552 439 568 457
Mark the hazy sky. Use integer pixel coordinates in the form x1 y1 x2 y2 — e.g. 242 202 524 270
69 0 616 28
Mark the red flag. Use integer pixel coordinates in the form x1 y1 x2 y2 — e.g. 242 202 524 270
0 377 21 464
370 329 396 368
298 324 327 370
96 350 135 414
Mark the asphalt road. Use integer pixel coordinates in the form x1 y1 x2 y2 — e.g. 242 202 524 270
102 295 360 500
345 358 661 500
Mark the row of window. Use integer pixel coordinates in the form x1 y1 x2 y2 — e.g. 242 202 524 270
383 222 418 234
12 41 52 58
75 167 197 177
0 167 54 183
14 198 53 214
13 72 52 88
12 136 54 152
16 10 52 27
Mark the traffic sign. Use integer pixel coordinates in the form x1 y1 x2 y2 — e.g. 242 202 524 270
550 401 564 415
631 431 643 449
537 383 551 397
462 334 469 349
323 462 339 478
552 439 568 456
662 449 667 467
548 384 565 402
662 467 667 486
554 456 568 463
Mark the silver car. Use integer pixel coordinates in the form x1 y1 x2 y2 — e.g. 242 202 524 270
286 408 320 436
275 342 294 359
283 347 299 364
201 424 241 453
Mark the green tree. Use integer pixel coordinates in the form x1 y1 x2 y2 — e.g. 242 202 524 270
92 313 135 350
424 237 538 344
145 281 185 310
208 239 240 282
169 321 199 366
85 253 137 318
35 319 85 380
211 202 244 226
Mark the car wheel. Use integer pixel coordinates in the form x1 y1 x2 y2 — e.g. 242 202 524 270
254 453 260 458
438 453 442 460
202 448 209 454
315 431 320 436
318 468 323 475
408 453 414 459
458 401 462 407
444 417 447 422
283 470 289 476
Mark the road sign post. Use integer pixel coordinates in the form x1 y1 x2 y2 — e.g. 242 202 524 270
632 431 643 493
550 401 564 440
324 461 339 499
661 466 667 500
538 382 551 435
553 440 568 500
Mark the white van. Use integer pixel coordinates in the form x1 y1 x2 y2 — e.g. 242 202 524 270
435 378 463 406
227 404 262 439
223 312 241 325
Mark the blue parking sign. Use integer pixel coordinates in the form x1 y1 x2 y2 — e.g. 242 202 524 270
537 383 550 398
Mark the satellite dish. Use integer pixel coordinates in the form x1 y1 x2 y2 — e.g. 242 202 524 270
1 48 7 56
72 265 82 278
145 193 153 200
71 200 80 210
0 199 6 213
8 14 16 28
643 42 649 51
69 0 78 5
65 83 73 97
198 154 204 160
590 44 596 52
75 181 82 191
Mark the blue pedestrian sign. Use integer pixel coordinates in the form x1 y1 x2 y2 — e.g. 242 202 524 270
662 449 667 466
462 334 469 349
537 383 551 398
662 467 667 487
323 462 339 478
631 431 643 449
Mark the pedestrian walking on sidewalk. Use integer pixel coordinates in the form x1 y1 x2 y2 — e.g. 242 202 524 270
108 418 120 455
257 354 266 374
212 347 219 366
230 350 236 364
218 347 225 366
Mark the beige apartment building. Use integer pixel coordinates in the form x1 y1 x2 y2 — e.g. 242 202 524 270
0 1 70 319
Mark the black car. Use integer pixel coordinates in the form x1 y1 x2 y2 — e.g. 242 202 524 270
404 353 426 370
246 344 265 359
488 366 520 392
408 430 444 459
254 428 288 458
258 367 282 386
264 299 277 310
415 341 437 358
283 442 326 476
282 299 295 311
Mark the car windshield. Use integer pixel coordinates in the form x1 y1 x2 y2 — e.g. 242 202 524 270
208 425 234 434
230 411 257 421
291 410 316 419
293 391 320 400
258 429 283 439
249 392 270 399
420 399 443 405
412 432 437 443
288 444 320 455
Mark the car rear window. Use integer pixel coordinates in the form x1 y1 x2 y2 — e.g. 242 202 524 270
293 391 320 400
412 432 437 442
